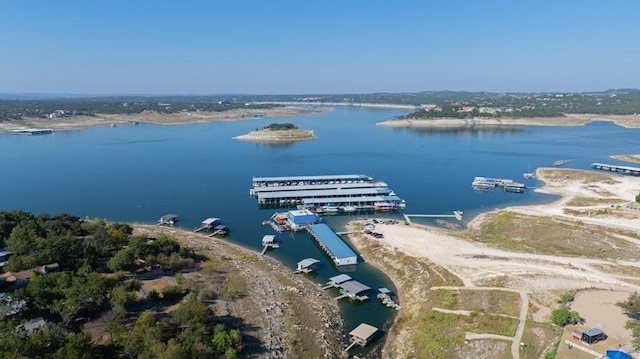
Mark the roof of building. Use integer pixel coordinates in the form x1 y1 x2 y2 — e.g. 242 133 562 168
257 187 393 200
583 328 605 336
349 323 378 340
253 174 372 182
288 209 316 217
339 280 371 295
252 182 385 193
302 195 388 205
308 224 358 263
262 235 276 243
202 217 221 225
328 274 352 284
297 258 320 268
378 287 391 294
160 214 178 220
592 163 640 172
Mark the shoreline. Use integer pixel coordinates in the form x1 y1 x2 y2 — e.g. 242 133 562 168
344 166 640 357
376 113 640 128
0 105 333 134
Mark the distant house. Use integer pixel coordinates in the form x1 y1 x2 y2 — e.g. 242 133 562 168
16 317 46 336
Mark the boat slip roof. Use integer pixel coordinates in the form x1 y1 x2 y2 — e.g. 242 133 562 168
253 174 371 182
308 223 357 263
349 323 378 340
262 235 276 243
257 187 392 200
251 182 386 193
297 258 320 268
339 280 371 294
202 217 221 225
328 274 352 284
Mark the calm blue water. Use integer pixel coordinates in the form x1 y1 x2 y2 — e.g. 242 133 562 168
2 108 640 346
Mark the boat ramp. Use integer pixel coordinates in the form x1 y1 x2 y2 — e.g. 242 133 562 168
306 223 358 267
250 174 406 213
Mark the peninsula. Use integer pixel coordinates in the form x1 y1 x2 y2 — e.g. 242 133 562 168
233 122 316 142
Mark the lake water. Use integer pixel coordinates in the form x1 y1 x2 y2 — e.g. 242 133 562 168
1 107 639 350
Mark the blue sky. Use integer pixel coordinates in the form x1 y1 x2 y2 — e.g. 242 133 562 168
1 0 639 94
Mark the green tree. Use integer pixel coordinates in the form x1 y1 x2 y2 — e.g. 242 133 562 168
617 293 640 315
551 308 580 326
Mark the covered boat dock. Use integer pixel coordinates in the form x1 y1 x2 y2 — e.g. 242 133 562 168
335 280 371 301
344 323 378 351
592 162 640 176
307 223 358 267
294 258 320 274
322 274 352 289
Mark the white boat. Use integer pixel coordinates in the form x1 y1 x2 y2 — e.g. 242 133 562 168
523 172 536 179
340 205 356 212
321 205 339 213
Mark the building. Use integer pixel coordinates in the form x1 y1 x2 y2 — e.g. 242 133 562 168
286 209 319 230
307 224 358 267
581 328 606 345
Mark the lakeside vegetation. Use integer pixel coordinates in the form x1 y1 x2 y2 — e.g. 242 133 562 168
2 89 639 122
0 211 244 358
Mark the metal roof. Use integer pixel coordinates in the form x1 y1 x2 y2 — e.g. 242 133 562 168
251 182 386 193
297 258 320 268
349 323 378 340
378 287 391 294
302 196 386 204
202 217 221 225
253 174 372 182
308 224 358 263
592 163 640 172
339 280 371 294
160 214 178 220
261 235 276 243
257 187 392 200
583 328 605 336
328 274 352 284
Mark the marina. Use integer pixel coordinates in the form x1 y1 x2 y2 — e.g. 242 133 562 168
591 162 640 176
250 174 406 212
306 223 358 267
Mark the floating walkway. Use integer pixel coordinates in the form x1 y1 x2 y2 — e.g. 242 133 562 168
592 162 640 176
404 211 463 225
306 224 358 267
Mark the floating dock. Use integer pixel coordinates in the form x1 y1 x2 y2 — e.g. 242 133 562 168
195 217 221 232
472 177 526 193
250 174 406 212
306 223 358 267
260 235 279 255
11 128 54 135
158 214 178 226
377 288 401 311
592 162 640 176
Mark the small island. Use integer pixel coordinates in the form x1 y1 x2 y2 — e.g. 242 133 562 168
233 123 316 143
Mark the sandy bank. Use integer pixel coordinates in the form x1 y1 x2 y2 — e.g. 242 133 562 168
611 154 640 164
377 113 640 128
233 128 316 142
0 106 331 134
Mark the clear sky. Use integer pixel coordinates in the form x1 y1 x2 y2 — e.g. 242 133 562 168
1 0 639 94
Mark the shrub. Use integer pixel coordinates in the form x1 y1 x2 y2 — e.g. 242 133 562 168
162 285 184 300
558 291 576 304
551 308 580 326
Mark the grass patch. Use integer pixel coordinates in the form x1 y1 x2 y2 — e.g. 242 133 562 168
519 320 562 359
456 291 521 317
539 168 613 183
283 292 324 358
472 211 640 260
566 196 627 207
